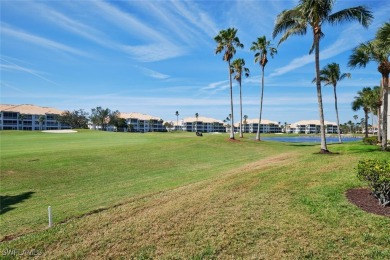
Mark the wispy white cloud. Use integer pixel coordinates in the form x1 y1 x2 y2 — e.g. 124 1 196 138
91 1 188 62
92 0 165 42
201 80 230 95
0 58 58 85
38 6 117 50
135 66 170 80
1 24 90 58
121 43 187 62
170 0 219 38
269 33 364 77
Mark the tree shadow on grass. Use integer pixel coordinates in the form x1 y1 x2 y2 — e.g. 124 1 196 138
0 192 34 215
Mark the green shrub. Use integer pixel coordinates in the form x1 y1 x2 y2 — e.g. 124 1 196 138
363 136 378 145
357 159 390 207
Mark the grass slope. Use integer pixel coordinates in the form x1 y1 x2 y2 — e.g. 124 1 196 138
0 131 389 259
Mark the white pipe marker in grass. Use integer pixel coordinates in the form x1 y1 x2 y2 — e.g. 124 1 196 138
48 206 52 227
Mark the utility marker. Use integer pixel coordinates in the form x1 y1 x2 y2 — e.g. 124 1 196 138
48 206 53 227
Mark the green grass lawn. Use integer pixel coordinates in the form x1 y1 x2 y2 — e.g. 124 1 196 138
0 130 389 259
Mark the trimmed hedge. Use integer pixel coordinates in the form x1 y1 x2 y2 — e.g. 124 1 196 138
357 159 390 207
363 136 378 145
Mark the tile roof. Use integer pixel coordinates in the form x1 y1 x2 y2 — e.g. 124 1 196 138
292 120 337 126
0 104 64 115
119 112 162 121
182 116 223 123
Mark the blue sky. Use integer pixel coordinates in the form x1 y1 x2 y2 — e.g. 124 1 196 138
1 0 389 124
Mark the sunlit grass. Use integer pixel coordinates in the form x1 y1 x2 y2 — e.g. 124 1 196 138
0 130 388 258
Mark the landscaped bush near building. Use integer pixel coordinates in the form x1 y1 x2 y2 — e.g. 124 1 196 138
357 159 390 207
362 136 378 145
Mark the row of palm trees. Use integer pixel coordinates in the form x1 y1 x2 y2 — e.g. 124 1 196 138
215 0 389 152
348 23 390 151
214 29 277 141
352 86 381 139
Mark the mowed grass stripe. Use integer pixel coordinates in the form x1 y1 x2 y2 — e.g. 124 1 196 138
2 143 389 259
1 131 289 238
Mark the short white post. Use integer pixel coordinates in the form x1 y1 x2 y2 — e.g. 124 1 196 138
48 206 52 228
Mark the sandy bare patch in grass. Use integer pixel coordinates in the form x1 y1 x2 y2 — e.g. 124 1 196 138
41 130 77 133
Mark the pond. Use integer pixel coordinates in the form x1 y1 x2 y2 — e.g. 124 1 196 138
261 136 362 143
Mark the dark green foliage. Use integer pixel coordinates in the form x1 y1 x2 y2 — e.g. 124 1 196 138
357 159 390 206
57 109 89 129
363 136 378 145
90 107 119 130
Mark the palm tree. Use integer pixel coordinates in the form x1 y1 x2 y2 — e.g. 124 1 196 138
314 62 351 143
370 86 381 142
243 115 248 133
38 115 45 131
348 22 389 150
353 115 358 133
352 87 374 138
195 113 199 132
250 36 277 141
175 111 179 131
273 0 372 153
231 58 250 138
214 28 244 139
18 114 26 131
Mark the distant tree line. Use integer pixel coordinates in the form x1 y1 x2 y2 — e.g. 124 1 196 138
57 106 124 131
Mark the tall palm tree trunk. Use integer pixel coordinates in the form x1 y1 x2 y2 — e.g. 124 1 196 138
239 80 243 138
256 66 265 141
333 85 342 143
314 34 329 152
381 75 388 150
377 106 381 142
381 76 388 150
228 60 234 139
364 109 369 138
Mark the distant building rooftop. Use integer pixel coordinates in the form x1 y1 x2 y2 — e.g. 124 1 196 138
119 112 161 121
0 104 64 115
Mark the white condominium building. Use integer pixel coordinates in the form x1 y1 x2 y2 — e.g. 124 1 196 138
119 112 165 132
287 120 338 134
0 104 69 131
180 116 225 132
234 119 282 133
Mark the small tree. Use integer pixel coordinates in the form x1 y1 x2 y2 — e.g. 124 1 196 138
231 58 250 138
251 36 277 141
90 107 119 131
243 115 248 133
315 62 350 143
357 159 390 206
57 109 89 129
195 113 199 132
18 114 26 130
175 111 179 130
164 121 174 132
352 87 374 138
38 115 45 131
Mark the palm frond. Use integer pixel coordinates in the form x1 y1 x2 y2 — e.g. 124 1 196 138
339 73 351 81
376 22 390 45
328 6 373 28
348 42 372 68
278 24 307 46
273 8 302 39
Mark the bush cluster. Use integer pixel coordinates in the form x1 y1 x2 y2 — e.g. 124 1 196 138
362 136 378 145
357 159 390 207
